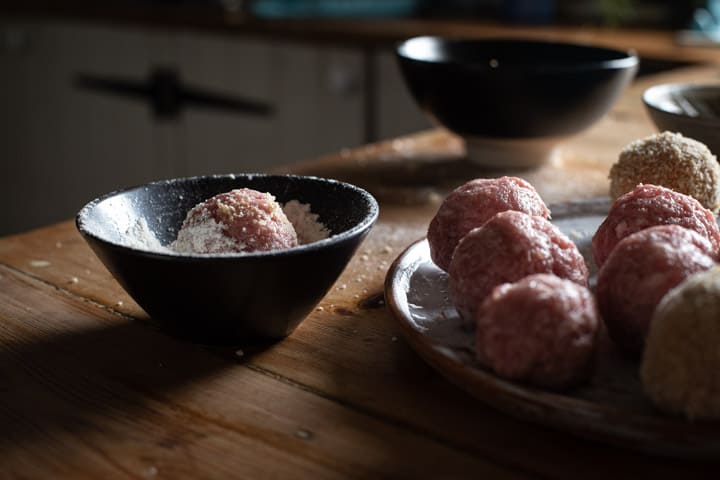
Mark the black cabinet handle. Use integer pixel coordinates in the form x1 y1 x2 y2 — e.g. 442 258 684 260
75 67 274 119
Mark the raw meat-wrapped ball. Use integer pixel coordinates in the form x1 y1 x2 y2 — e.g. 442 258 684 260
592 184 720 268
428 176 550 271
476 274 599 390
172 188 298 254
596 225 716 355
641 268 720 419
448 211 588 324
609 131 720 213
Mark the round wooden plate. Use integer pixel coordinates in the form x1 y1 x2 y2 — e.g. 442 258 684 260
384 198 720 458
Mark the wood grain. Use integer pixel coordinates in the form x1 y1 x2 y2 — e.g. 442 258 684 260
2 65 720 478
0 265 528 479
0 208 715 477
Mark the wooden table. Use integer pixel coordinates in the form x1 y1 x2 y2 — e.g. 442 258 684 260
1 65 718 478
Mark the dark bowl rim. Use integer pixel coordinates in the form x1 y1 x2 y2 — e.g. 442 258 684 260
76 173 379 262
395 35 639 72
642 82 720 128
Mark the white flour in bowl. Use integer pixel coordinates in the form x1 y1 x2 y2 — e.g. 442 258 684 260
122 217 172 253
119 199 330 254
282 200 331 244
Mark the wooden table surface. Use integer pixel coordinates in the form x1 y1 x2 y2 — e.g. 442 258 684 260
1 65 719 478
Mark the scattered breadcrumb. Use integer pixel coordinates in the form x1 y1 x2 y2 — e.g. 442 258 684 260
143 466 158 478
295 429 313 440
30 260 50 268
235 349 244 358
68 276 79 284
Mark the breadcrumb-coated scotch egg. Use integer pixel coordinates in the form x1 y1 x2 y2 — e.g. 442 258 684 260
641 268 720 420
609 131 720 213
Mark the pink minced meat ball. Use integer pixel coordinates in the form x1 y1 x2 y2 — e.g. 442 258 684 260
172 188 298 254
592 184 720 268
428 176 550 271
596 225 717 355
448 211 588 325
476 274 599 390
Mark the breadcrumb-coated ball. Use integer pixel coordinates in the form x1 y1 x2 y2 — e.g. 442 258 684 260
641 268 720 420
609 131 720 213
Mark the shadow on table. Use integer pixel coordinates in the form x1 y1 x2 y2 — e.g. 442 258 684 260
0 318 264 449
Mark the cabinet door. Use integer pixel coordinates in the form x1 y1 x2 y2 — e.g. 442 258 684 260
376 49 431 141
270 43 364 165
173 35 364 176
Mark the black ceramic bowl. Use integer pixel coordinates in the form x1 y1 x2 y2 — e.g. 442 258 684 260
396 36 638 167
643 83 720 155
76 174 379 344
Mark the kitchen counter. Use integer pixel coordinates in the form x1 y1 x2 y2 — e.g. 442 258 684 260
3 2 720 64
0 65 718 478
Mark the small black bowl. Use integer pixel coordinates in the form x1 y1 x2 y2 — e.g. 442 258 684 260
396 36 638 167
76 174 379 344
643 83 720 156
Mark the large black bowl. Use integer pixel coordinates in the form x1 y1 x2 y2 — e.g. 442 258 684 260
76 174 379 344
397 36 638 167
